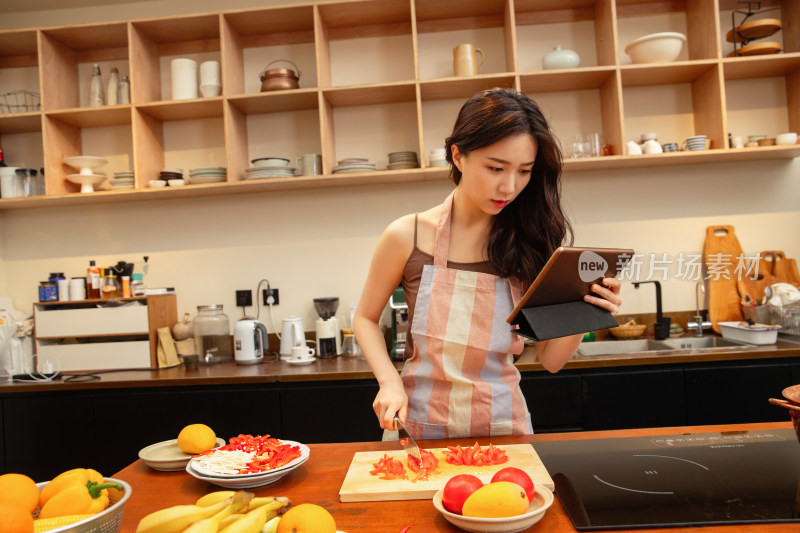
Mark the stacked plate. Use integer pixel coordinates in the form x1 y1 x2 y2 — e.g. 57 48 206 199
244 165 296 180
332 158 376 174
387 151 419 170
185 440 311 488
188 167 227 184
160 168 183 181
110 171 135 190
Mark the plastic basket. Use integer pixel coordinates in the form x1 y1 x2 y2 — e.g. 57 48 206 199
34 478 132 533
0 90 41 113
769 303 800 336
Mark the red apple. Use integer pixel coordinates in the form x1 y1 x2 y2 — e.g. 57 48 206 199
490 467 535 502
442 474 484 514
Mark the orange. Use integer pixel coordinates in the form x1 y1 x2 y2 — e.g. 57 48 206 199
0 473 39 514
462 481 530 518
177 424 217 454
276 503 336 533
0 502 34 533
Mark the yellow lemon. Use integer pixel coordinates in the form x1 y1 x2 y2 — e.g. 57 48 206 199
276 503 335 533
461 481 530 518
177 423 217 454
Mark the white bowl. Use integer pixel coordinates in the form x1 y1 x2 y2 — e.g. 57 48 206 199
718 321 779 345
776 132 797 145
168 179 186 186
432 483 554 533
252 158 290 168
625 32 686 64
148 180 166 188
138 437 226 471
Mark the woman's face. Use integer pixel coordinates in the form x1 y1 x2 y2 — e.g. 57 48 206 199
452 133 537 215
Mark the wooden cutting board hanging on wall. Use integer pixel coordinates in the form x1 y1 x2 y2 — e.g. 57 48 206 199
761 250 800 288
704 225 744 333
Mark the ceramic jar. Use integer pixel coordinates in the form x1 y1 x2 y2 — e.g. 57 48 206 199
543 45 581 70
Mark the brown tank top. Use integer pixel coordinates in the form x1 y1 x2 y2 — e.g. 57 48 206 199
401 213 495 359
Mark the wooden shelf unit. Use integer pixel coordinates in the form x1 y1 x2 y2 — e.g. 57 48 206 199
0 0 797 210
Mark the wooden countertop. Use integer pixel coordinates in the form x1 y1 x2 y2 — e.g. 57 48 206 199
3 337 798 393
113 421 798 533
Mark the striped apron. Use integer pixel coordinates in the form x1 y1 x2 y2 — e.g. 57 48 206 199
401 191 532 439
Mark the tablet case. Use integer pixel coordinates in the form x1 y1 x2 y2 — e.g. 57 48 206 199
509 247 633 341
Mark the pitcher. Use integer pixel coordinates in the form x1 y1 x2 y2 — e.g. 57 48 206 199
453 43 484 77
280 316 306 358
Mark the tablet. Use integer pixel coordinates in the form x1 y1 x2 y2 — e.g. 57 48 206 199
506 246 634 323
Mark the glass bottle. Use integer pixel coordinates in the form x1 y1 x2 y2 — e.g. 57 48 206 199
341 328 360 358
118 75 130 104
131 273 146 296
107 67 119 105
87 260 101 299
193 305 232 365
88 64 105 107
100 268 119 299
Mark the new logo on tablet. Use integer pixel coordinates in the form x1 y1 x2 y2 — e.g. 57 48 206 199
578 250 608 282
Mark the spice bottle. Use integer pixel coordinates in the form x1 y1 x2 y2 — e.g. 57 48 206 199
107 67 119 105
100 268 119 299
121 275 131 297
131 273 145 296
87 260 101 299
88 64 105 107
49 272 66 301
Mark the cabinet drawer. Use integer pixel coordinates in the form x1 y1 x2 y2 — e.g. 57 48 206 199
36 340 151 370
35 305 149 337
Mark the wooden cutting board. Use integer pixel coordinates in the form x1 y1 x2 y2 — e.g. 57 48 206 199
767 251 800 288
339 444 554 502
704 225 744 333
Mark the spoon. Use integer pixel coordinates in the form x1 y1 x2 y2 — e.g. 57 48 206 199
768 398 800 411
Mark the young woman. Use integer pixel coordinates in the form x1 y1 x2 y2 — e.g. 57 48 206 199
354 88 621 440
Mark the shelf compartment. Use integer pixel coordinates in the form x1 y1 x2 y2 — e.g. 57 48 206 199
419 74 517 101
520 67 616 92
718 0 798 57
227 90 319 114
616 0 720 63
0 113 42 134
136 99 224 121
620 60 719 86
515 0 618 69
318 0 413 40
722 52 800 80
323 82 417 107
222 6 316 97
0 29 38 68
725 74 796 142
46 106 132 128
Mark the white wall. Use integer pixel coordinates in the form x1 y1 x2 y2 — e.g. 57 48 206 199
1 0 798 330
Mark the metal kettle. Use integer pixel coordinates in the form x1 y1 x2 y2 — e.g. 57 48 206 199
233 318 267 365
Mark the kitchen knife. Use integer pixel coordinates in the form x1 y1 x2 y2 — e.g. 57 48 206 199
393 415 422 465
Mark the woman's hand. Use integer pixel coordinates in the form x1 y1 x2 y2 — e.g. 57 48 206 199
373 380 409 430
584 277 622 315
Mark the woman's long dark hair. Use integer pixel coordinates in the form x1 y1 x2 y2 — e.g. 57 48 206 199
445 87 573 286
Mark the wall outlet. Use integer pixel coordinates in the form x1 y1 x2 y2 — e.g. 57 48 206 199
263 288 279 305
236 289 253 307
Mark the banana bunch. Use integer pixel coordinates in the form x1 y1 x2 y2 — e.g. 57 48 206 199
135 491 291 533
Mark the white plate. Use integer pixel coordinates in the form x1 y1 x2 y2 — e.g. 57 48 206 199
286 357 316 366
63 156 108 171
138 437 226 471
185 458 308 488
333 168 377 173
189 440 310 478
432 483 554 533
187 176 226 184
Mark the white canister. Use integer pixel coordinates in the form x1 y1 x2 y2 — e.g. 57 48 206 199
57 278 70 301
69 278 86 300
199 60 221 97
171 58 198 100
0 167 20 198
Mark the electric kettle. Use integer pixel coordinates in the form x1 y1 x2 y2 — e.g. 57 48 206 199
234 318 267 365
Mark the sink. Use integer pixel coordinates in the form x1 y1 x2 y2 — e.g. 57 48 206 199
577 336 751 357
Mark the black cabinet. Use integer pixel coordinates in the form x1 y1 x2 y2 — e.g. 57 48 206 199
520 373 582 432
280 380 381 444
581 368 686 430
0 400 5 474
93 386 282 475
685 362 792 425
4 393 96 481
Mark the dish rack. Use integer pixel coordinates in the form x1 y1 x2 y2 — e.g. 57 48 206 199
769 303 800 335
0 90 41 113
34 478 131 533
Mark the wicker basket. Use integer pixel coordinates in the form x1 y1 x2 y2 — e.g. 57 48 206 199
608 324 647 339
34 478 132 533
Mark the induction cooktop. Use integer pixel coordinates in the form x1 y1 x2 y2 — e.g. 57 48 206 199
534 429 800 530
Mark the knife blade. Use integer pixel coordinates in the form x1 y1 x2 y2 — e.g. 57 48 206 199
393 415 422 465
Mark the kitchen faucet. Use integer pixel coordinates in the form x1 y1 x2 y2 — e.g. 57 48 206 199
687 280 712 337
633 280 671 340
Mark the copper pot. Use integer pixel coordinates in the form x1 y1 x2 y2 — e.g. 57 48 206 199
259 60 301 92
770 384 800 444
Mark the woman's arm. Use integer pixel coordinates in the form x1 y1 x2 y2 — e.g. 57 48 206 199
536 277 622 373
354 215 415 430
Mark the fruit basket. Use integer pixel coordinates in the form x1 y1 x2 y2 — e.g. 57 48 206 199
0 90 41 113
608 320 647 339
34 478 132 533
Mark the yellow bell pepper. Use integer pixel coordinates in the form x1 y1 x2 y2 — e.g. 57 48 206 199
39 468 105 507
38 477 122 518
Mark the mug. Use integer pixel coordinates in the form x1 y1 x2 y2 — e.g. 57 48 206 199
661 142 679 152
296 153 322 176
683 135 707 151
291 345 315 359
171 58 198 100
453 43 484 77
642 139 663 154
626 140 642 155
732 136 744 149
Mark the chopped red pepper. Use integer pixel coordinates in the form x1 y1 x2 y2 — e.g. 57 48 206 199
443 442 508 466
370 454 407 480
196 434 302 474
406 449 439 474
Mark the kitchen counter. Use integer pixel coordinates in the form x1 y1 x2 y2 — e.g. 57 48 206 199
114 421 798 533
3 336 799 393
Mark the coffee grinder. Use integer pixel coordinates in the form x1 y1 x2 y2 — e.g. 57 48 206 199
313 297 341 358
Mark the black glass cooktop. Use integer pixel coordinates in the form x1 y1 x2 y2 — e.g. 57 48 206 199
534 429 800 530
